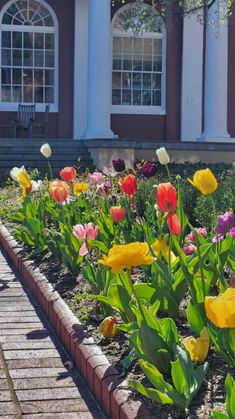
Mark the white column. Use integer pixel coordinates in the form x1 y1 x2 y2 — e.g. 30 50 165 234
201 2 230 141
181 14 203 141
73 0 88 139
82 0 116 139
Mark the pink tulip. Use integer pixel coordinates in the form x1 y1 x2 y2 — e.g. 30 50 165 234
73 223 99 256
89 172 103 185
187 227 207 242
183 244 197 256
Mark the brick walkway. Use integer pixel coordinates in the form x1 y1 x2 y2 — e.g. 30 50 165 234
0 247 105 418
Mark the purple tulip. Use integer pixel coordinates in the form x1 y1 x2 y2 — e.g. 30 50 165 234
112 159 125 172
214 211 234 236
140 162 157 178
230 227 235 239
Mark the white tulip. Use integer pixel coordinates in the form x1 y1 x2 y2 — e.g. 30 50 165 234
10 166 25 182
31 180 43 192
40 143 52 159
156 147 170 165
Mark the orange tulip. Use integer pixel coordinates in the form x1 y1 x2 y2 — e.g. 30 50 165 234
110 206 126 223
49 180 69 203
167 212 181 236
60 167 76 182
156 183 177 212
118 175 137 199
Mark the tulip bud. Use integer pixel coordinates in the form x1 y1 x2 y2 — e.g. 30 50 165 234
40 143 52 159
99 316 118 338
110 206 126 223
156 147 170 165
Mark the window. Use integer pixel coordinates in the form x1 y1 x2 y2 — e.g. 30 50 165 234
0 0 58 111
112 3 166 114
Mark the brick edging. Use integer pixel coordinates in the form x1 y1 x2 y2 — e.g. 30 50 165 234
0 223 154 419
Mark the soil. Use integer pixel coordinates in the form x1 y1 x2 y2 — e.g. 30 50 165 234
23 249 229 419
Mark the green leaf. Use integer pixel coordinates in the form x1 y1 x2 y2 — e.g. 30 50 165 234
89 240 108 254
128 379 174 406
211 411 229 419
187 300 205 335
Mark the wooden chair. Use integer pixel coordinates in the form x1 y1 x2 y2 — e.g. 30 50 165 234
30 104 50 139
11 104 36 138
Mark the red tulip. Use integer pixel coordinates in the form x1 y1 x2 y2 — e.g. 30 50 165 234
167 212 181 236
110 206 126 223
49 180 69 203
156 183 177 212
60 167 76 182
118 175 137 198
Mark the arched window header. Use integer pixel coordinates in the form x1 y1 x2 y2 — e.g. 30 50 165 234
112 3 163 36
2 0 55 27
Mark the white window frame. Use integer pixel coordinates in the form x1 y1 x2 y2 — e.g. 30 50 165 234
0 0 58 112
111 5 166 116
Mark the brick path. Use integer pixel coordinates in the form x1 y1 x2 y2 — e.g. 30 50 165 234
0 247 105 418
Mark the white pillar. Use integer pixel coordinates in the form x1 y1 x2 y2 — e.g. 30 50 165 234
73 0 88 139
201 2 230 141
82 0 116 139
181 14 203 141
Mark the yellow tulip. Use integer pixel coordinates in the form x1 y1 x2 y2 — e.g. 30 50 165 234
73 182 89 196
99 316 118 338
205 288 235 328
182 328 210 362
17 169 31 197
152 239 177 263
98 242 155 273
188 168 218 195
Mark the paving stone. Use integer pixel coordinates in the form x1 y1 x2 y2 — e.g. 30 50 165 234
0 402 17 415
10 367 67 379
0 379 9 390
0 391 12 401
20 399 92 414
0 316 40 323
4 349 59 360
12 376 75 390
2 341 57 351
7 357 64 369
16 387 83 401
0 322 42 330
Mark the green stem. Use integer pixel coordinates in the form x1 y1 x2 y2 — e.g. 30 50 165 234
211 195 217 232
47 159 53 180
126 270 147 324
165 164 171 183
168 234 172 277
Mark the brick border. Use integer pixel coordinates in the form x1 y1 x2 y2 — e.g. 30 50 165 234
0 223 154 419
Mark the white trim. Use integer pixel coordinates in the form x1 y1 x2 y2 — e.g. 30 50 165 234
111 105 165 115
0 0 58 111
73 0 88 139
181 13 203 142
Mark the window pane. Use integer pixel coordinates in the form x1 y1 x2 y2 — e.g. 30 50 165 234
143 73 151 89
122 72 131 88
23 69 33 85
143 55 152 71
13 85 22 101
2 49 11 66
2 13 13 24
152 74 161 89
113 36 122 53
34 69 43 86
2 86 11 102
152 90 161 106
45 86 54 102
122 89 131 105
133 38 142 54
143 90 151 106
112 89 121 105
24 49 33 66
34 33 44 49
13 68 22 84
35 86 43 102
45 34 54 50
123 54 132 71
44 15 54 27
112 72 121 89
133 73 141 89
45 69 54 85
13 32 22 48
123 37 132 53
113 55 122 70
34 50 44 67
2 68 11 85
13 49 22 66
2 32 11 48
45 51 54 68
153 39 162 54
24 32 33 49
23 86 33 102
133 55 142 71
143 39 152 54
153 56 162 72
133 90 141 105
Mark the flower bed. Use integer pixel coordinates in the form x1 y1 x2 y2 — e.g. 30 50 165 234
1 145 235 418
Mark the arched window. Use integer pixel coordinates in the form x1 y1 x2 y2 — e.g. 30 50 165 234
0 0 58 110
112 3 166 114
